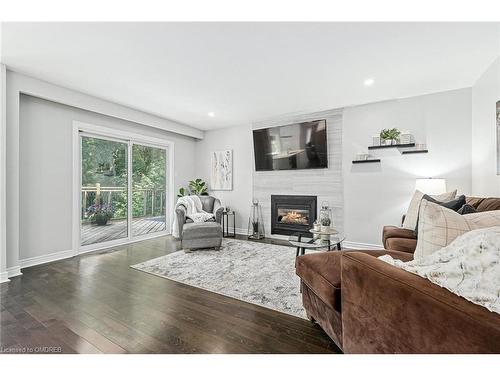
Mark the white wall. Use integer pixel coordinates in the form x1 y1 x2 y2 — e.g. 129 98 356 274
195 124 253 233
196 88 473 247
471 57 500 196
5 72 199 275
17 94 197 262
343 88 473 245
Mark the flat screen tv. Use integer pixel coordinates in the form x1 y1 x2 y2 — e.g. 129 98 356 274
253 119 328 171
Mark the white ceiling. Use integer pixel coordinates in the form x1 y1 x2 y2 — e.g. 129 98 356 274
2 22 499 131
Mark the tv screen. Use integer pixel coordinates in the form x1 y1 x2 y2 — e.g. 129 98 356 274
253 119 328 171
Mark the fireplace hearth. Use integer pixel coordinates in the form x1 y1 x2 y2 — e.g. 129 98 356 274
271 195 317 236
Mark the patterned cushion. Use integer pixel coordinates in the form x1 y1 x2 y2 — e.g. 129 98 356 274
457 204 477 215
415 200 500 259
402 189 457 230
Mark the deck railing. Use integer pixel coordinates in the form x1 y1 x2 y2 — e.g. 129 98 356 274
81 184 166 220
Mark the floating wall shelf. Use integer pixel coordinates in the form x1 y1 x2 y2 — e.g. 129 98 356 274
401 149 429 154
352 159 381 164
368 143 415 150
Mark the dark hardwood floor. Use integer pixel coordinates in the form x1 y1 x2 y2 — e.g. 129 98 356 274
0 235 340 354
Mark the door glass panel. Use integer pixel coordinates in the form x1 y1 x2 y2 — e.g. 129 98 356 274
132 144 167 237
81 136 128 246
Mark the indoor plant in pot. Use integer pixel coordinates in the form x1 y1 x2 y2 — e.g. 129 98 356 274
380 128 401 145
188 178 208 195
86 203 114 226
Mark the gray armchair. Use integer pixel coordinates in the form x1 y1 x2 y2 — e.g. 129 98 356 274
175 195 223 240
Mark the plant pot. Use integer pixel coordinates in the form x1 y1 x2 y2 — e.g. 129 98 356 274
95 215 109 226
321 224 330 232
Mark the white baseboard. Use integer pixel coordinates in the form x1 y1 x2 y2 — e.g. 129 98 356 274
224 227 247 236
0 271 10 283
343 241 384 250
19 249 75 269
7 266 22 278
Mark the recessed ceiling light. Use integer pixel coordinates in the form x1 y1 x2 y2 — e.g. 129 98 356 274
208 112 215 117
364 78 375 86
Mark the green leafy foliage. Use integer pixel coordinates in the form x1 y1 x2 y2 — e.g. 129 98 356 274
188 178 208 195
379 128 401 141
177 187 187 198
81 137 166 221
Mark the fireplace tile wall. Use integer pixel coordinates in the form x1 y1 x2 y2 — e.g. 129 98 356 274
252 108 343 238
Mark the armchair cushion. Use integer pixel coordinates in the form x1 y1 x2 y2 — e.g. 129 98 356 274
199 195 216 213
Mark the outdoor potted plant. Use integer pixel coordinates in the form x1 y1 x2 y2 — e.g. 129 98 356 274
380 128 401 145
86 203 114 226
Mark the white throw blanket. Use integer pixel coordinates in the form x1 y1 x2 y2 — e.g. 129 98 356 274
379 227 500 314
172 195 214 238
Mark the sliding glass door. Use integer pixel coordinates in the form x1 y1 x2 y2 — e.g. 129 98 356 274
132 144 167 237
81 136 128 246
79 133 169 249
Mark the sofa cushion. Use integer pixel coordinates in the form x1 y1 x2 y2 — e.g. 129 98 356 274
457 204 477 215
465 196 485 209
415 200 500 259
402 189 457 231
295 250 413 312
476 197 500 212
414 194 466 235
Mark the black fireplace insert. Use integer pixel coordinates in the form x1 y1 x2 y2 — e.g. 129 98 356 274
271 195 317 236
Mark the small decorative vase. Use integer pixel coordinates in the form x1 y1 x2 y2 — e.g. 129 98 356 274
319 201 333 230
313 221 321 231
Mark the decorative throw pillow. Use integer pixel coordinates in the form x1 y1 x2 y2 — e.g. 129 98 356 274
457 204 477 215
414 194 466 235
414 200 500 259
402 189 457 230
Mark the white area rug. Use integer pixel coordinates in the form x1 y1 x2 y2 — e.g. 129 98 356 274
131 238 306 319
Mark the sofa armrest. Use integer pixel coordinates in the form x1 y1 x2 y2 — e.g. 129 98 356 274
175 206 187 238
382 226 416 246
213 199 223 224
341 252 500 354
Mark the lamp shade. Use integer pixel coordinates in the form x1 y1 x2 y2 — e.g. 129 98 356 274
415 178 447 195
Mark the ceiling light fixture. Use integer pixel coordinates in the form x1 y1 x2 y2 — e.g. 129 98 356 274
364 78 375 86
208 112 215 117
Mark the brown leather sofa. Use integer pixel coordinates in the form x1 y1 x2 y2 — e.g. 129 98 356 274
295 196 500 353
383 196 500 253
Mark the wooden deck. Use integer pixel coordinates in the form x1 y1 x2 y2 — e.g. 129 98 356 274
81 216 166 245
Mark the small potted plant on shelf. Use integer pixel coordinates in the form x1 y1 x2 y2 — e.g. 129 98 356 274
380 128 401 145
86 203 114 226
